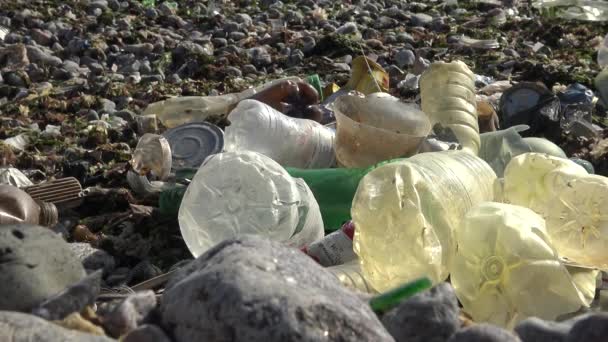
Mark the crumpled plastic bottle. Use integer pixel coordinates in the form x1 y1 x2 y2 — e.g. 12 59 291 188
178 150 324 257
352 151 496 292
502 153 608 269
224 100 336 169
451 202 595 329
420 61 480 155
130 134 172 181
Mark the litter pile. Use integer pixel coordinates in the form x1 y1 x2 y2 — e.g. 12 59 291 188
3 0 608 341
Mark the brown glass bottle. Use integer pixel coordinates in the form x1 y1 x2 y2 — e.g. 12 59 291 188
0 184 58 227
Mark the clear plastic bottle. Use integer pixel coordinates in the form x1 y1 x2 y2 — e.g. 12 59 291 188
452 202 594 329
178 150 324 257
143 77 302 128
502 153 608 269
130 134 172 181
302 221 356 266
420 61 480 155
352 151 496 292
224 99 336 169
326 260 377 294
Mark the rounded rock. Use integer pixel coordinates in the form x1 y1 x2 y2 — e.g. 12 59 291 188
0 224 86 311
449 324 521 342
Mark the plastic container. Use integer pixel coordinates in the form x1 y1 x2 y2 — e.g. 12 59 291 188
225 100 336 169
144 77 302 128
502 153 608 269
533 0 608 21
130 134 172 181
0 184 58 227
332 92 431 168
419 61 480 155
286 167 369 231
352 151 496 292
452 202 594 329
178 150 324 257
302 221 356 266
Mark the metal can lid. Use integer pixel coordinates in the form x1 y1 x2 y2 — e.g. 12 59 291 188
163 122 224 170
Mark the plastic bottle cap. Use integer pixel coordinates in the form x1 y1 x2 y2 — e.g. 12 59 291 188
163 122 224 171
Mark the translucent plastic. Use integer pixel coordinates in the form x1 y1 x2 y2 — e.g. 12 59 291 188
178 150 324 257
0 167 33 187
326 260 377 294
452 202 593 329
130 134 172 181
420 61 480 155
144 77 301 128
225 100 336 168
352 151 497 292
333 93 431 168
503 153 608 269
533 0 608 21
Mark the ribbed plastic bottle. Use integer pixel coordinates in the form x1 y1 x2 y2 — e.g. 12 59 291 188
178 150 324 257
224 100 336 169
144 77 302 128
352 151 496 292
420 61 480 155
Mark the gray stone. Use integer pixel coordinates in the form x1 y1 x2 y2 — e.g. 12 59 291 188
235 13 253 27
336 22 359 35
161 236 394 342
229 31 247 41
566 313 608 342
223 21 241 33
287 49 304 67
159 2 177 16
108 0 120 11
123 325 172 342
30 28 54 46
332 63 351 72
68 242 116 275
212 38 228 48
382 283 460 342
98 98 117 114
248 46 272 66
32 271 102 321
242 64 257 74
448 324 521 342
103 290 157 338
515 317 575 342
225 66 243 77
411 13 434 27
397 33 415 44
395 49 415 68
141 74 164 84
3 72 27 87
26 45 62 67
0 311 114 341
145 8 158 19
0 224 86 312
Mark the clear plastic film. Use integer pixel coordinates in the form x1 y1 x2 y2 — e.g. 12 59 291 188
451 202 594 329
503 153 608 269
352 151 496 292
130 133 172 181
420 61 480 155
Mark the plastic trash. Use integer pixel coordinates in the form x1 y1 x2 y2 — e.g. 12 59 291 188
454 36 500 50
302 221 356 266
285 167 369 231
0 167 33 187
322 56 390 106
3 134 30 151
135 114 159 135
163 122 224 171
130 134 172 181
158 185 188 217
0 25 8 41
570 157 595 173
368 277 433 314
126 171 173 196
22 177 84 212
477 100 500 133
533 0 608 21
332 92 431 168
420 61 480 155
502 153 608 269
178 150 324 257
451 202 594 329
143 76 307 128
352 151 497 292
225 100 336 169
326 260 377 294
0 184 58 227
498 82 562 139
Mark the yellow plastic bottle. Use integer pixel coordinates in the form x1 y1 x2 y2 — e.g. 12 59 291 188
351 151 496 292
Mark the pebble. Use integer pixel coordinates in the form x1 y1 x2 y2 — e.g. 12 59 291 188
248 46 272 66
68 242 116 275
395 49 416 68
382 282 460 342
566 313 608 342
411 13 434 27
0 224 86 312
123 325 172 342
515 316 577 342
0 311 114 341
160 236 394 342
103 290 157 338
336 22 359 35
448 324 521 342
